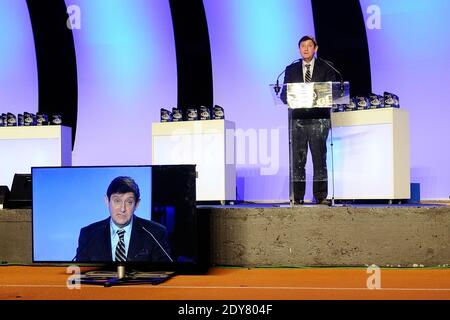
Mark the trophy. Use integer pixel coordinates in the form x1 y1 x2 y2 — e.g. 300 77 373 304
369 93 384 109
51 114 63 125
36 113 49 126
24 112 36 126
199 106 211 120
7 113 17 126
160 108 172 122
212 105 224 119
172 108 183 122
355 96 369 110
186 107 198 121
384 92 400 108
344 98 357 111
0 113 6 127
18 114 24 126
332 104 345 113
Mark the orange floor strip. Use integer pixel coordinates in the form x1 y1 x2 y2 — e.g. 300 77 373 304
1 266 450 300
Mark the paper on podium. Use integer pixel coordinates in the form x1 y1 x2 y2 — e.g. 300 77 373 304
269 82 350 108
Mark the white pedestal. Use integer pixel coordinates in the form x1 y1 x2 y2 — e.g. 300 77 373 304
152 120 236 201
0 126 72 189
329 108 410 200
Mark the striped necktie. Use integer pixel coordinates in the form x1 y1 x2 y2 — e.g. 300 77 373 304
305 64 312 82
115 229 126 262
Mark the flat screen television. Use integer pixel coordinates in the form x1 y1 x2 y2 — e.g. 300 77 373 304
32 165 208 285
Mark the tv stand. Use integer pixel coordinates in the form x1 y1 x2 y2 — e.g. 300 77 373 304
79 264 175 287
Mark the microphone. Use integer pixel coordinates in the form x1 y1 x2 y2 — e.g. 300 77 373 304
73 243 89 261
274 58 300 95
318 57 345 96
141 226 174 262
72 237 90 262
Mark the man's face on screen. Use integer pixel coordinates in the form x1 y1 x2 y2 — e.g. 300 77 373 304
107 192 139 227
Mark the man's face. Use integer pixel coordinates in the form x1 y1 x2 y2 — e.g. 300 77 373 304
107 192 139 227
299 39 317 62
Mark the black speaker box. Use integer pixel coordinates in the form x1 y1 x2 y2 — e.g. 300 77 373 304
0 185 10 208
4 174 32 209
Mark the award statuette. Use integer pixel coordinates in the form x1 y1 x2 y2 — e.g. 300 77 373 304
172 108 183 122
332 104 344 113
51 114 63 125
344 98 357 111
212 105 225 120
355 96 369 110
187 107 198 121
24 112 36 126
36 113 49 126
7 113 17 126
18 114 24 126
369 93 384 109
384 92 400 108
160 108 172 122
199 106 211 120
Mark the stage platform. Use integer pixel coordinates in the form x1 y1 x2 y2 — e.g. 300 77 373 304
1 203 449 267
199 202 450 268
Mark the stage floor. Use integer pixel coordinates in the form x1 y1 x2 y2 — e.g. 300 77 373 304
198 200 450 209
1 266 450 300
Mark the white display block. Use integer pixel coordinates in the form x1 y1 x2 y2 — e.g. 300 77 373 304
0 126 72 189
152 120 236 201
329 108 410 200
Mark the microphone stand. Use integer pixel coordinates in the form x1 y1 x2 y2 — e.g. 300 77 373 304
104 264 174 287
329 108 336 207
317 57 344 206
318 57 345 97
274 58 300 95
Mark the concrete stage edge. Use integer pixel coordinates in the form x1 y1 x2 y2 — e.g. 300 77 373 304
1 204 449 267
201 203 450 267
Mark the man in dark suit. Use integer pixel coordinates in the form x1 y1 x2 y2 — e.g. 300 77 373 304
281 35 338 205
75 176 172 262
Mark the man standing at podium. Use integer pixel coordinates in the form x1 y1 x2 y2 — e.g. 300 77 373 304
280 35 338 205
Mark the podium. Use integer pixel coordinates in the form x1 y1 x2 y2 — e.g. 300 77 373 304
0 126 72 189
271 81 350 108
152 120 236 202
271 82 349 203
330 108 410 200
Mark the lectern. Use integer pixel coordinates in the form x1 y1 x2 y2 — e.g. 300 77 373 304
271 82 350 204
152 120 236 202
330 108 410 200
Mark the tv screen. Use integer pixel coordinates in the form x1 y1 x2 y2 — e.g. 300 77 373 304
31 165 206 274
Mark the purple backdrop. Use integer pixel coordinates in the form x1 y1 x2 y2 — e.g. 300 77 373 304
1 0 449 200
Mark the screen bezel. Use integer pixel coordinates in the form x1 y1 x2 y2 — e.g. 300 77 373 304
31 164 208 274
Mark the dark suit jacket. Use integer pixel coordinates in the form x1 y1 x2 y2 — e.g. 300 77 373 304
75 215 172 262
281 58 338 119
